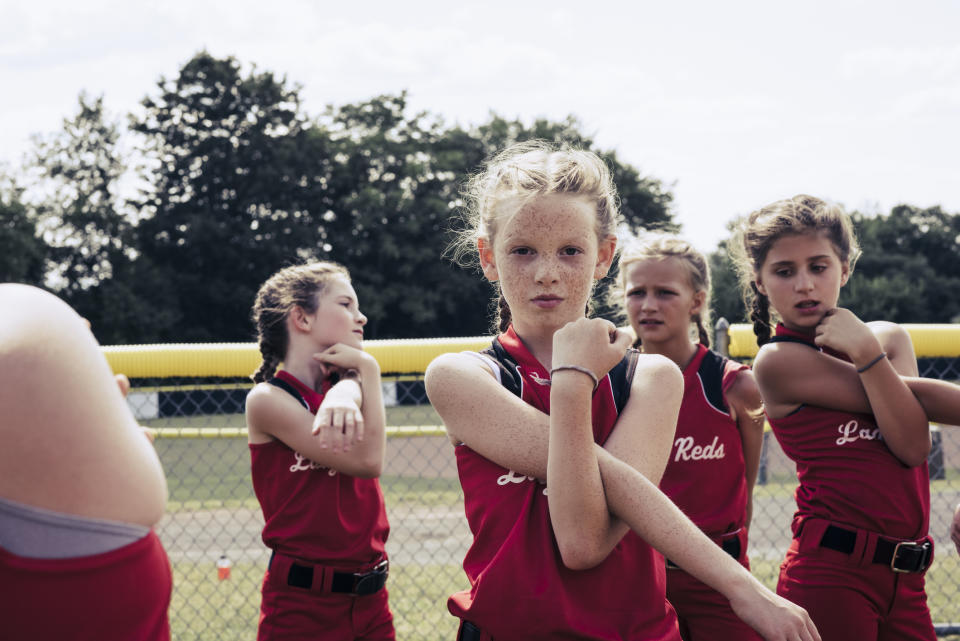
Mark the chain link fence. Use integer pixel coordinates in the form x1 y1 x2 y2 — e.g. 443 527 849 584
119 332 960 640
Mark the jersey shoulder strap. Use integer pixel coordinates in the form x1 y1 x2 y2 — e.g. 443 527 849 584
267 376 310 410
609 348 640 414
480 338 524 397
697 349 729 414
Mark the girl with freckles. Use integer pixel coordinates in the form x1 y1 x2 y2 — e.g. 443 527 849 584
425 141 820 641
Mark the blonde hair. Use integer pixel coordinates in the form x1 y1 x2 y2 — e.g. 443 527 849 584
450 140 622 332
729 194 860 346
614 232 712 347
250 262 350 383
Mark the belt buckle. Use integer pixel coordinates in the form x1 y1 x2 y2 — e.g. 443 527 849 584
890 540 921 573
353 559 389 596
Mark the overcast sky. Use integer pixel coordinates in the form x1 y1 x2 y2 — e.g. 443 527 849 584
2 0 958 253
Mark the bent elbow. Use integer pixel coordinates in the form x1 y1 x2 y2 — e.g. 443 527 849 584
556 538 607 571
352 453 384 479
903 444 932 469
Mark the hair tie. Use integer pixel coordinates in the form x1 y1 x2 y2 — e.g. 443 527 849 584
856 352 887 373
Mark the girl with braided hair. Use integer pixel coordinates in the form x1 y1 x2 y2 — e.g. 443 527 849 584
427 140 819 641
730 194 960 641
616 232 764 641
246 262 393 641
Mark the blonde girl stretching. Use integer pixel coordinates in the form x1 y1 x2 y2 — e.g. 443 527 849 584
246 262 393 641
617 233 764 641
426 141 819 641
729 194 960 641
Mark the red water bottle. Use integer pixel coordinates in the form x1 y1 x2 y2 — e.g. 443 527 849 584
217 554 232 581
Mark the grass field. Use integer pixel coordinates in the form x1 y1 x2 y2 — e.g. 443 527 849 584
149 415 960 640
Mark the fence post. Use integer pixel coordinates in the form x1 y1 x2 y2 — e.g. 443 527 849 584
715 317 730 358
929 424 945 481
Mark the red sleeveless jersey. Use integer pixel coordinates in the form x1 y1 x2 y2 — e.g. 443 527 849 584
659 344 749 537
1 530 171 640
767 325 930 538
249 370 389 566
448 326 681 641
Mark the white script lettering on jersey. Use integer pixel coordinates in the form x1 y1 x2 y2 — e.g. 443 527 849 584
673 436 725 462
290 451 337 476
497 470 548 495
835 420 882 446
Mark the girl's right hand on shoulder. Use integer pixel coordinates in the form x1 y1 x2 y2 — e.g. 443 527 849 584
814 308 883 365
552 318 631 381
312 386 365 452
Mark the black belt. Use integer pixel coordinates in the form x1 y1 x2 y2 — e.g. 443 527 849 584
457 621 488 641
819 524 932 574
271 551 389 596
666 535 741 570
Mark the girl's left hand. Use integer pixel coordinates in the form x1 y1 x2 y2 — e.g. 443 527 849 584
814 308 883 366
313 343 370 378
313 388 365 452
553 318 632 381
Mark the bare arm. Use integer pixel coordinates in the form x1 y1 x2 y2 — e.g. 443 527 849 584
246 350 386 478
0 284 168 527
726 369 765 528
547 319 679 569
755 312 930 466
903 377 960 426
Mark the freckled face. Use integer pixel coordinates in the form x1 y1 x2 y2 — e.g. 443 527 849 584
309 276 367 349
755 231 849 331
478 194 615 334
623 257 704 346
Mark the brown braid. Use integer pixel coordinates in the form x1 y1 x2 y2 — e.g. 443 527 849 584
694 314 711 347
496 292 512 333
749 282 772 346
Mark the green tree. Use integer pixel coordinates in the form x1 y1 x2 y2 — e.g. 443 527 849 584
317 99 677 337
0 175 45 284
132 52 329 341
25 93 131 299
708 204 960 331
845 205 960 323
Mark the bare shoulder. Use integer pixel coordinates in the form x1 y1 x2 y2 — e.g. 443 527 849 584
724 367 761 410
631 353 682 395
867 320 913 350
244 381 300 442
425 351 497 395
867 320 917 375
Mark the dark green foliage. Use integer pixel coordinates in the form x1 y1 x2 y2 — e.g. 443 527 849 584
0 177 45 284
708 205 960 328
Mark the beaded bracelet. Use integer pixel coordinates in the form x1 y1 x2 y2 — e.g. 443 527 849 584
856 352 887 373
550 365 600 391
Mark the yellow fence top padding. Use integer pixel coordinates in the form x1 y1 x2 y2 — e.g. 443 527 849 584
102 336 494 378
728 323 960 359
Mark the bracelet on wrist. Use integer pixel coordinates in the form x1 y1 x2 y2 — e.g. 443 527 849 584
550 365 599 391
856 352 887 373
